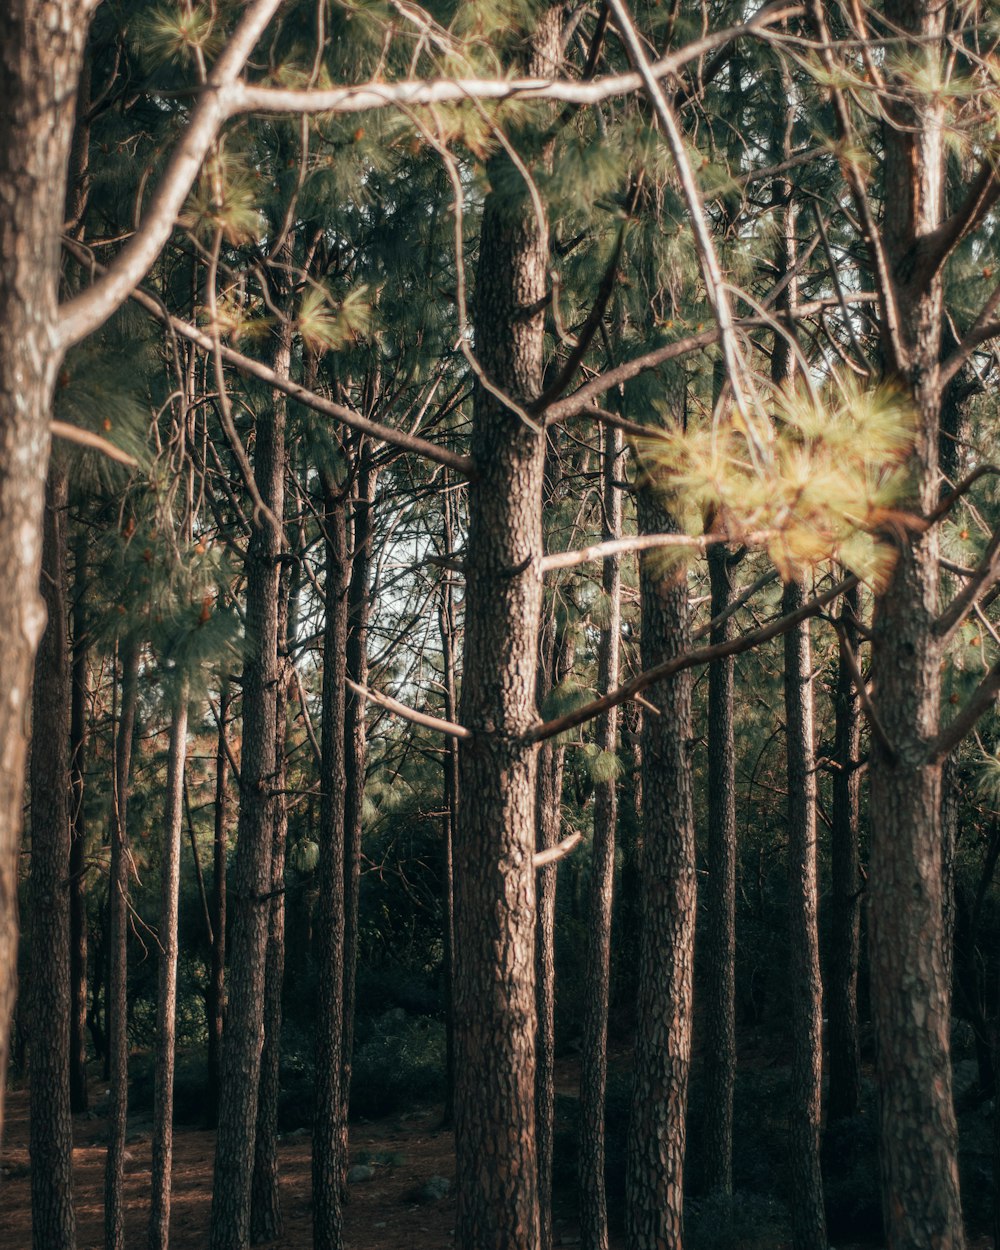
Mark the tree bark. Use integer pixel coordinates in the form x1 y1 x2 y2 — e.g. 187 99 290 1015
313 481 349 1250
148 679 190 1250
208 679 231 1124
0 0 90 1145
105 636 139 1250
625 489 696 1250
579 423 623 1250
700 537 739 1197
452 14 560 1245
782 580 828 1250
210 356 287 1250
69 526 90 1115
827 582 862 1124
28 466 77 1250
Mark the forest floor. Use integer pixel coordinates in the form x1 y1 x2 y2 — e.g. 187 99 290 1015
1 1070 994 1249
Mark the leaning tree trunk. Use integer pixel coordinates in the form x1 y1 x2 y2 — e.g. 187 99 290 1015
701 538 738 1197
827 582 862 1124
313 480 349 1250
625 488 696 1250
148 679 190 1250
579 423 623 1250
210 360 287 1250
105 636 139 1250
783 580 828 1250
69 526 90 1115
453 14 560 1247
28 466 77 1250
0 0 90 1145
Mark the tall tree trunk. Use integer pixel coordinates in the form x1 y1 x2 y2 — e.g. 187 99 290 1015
865 2 964 1245
105 636 140 1250
0 0 89 1145
210 353 288 1250
313 482 349 1250
28 466 77 1250
453 14 560 1246
208 678 231 1123
827 582 862 1123
250 561 291 1244
783 580 828 1250
437 477 460 1128
701 539 738 1197
625 489 696 1250
579 424 623 1250
340 441 375 1187
69 526 90 1115
148 679 190 1250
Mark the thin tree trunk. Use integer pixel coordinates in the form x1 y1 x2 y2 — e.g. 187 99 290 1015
340 441 375 1188
69 526 90 1115
828 582 862 1124
105 636 140 1250
208 679 231 1124
0 0 89 1146
148 679 190 1250
210 346 288 1250
783 580 828 1250
250 562 292 1244
28 466 77 1250
625 489 696 1250
701 538 738 1196
313 481 349 1250
579 423 623 1250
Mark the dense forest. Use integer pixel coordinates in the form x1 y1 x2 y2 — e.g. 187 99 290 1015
4 0 1000 1248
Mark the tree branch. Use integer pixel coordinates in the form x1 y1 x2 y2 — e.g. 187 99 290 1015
346 677 472 740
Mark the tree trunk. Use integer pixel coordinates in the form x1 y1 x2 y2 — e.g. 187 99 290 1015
105 636 140 1250
148 679 190 1250
28 466 77 1250
210 357 287 1250
250 561 291 1244
69 526 90 1115
208 678 231 1124
625 489 696 1250
579 423 623 1250
340 441 375 1189
0 0 89 1146
828 582 862 1124
313 482 349 1250
700 540 738 1197
452 15 560 1246
783 580 828 1250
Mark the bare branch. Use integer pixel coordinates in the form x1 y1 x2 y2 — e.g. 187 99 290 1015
50 420 138 467
927 661 1000 766
540 529 774 573
346 677 472 740
533 831 584 868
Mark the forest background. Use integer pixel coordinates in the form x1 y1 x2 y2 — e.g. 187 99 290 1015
3 1 1000 1249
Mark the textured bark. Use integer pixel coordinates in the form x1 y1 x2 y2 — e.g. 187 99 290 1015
28 468 77 1250
210 361 287 1250
313 485 349 1250
0 0 90 1146
579 424 623 1250
437 479 460 1129
701 541 737 1197
105 638 139 1250
782 581 828 1250
250 559 291 1244
828 582 862 1124
69 528 90 1115
452 15 559 1245
340 442 375 1190
148 681 190 1250
625 489 696 1250
866 3 964 1246
208 679 231 1124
